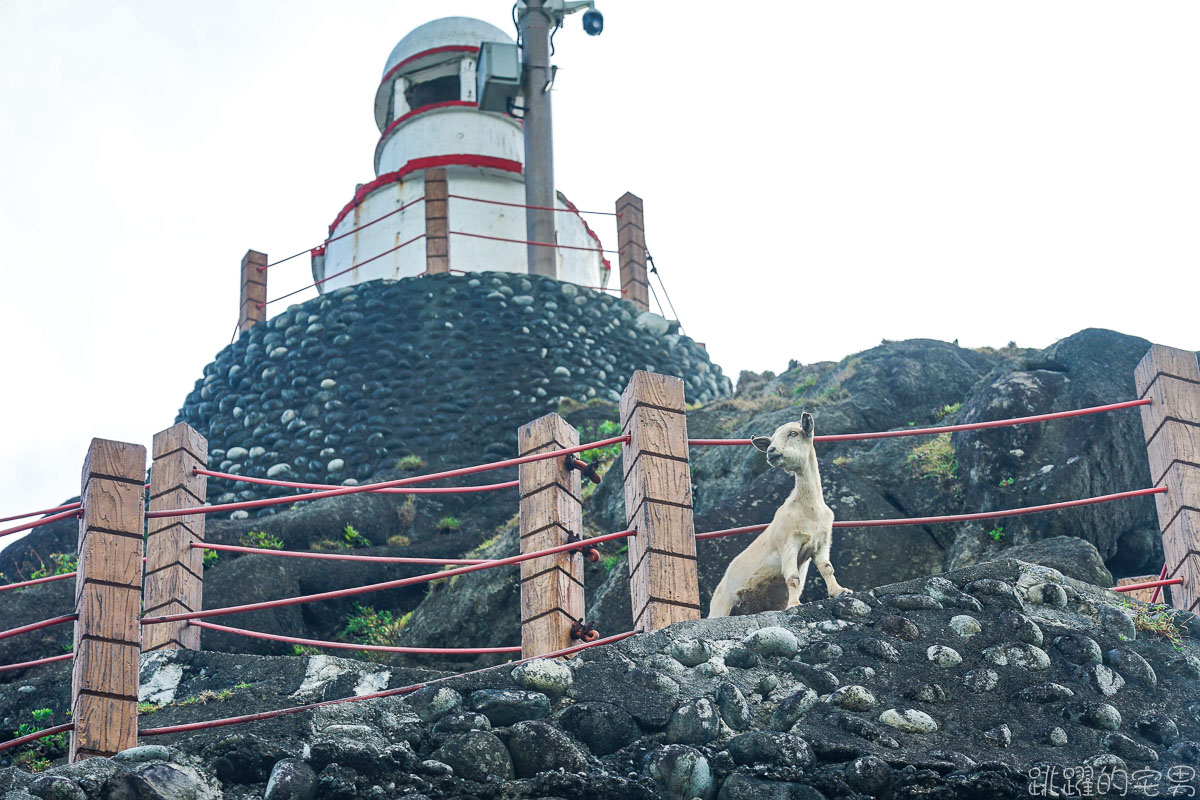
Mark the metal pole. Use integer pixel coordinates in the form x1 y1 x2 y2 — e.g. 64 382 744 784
521 0 557 278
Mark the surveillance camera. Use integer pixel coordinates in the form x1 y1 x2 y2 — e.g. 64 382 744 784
582 8 603 36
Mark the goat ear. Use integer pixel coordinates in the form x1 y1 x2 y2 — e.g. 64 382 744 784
751 436 772 452
801 412 815 437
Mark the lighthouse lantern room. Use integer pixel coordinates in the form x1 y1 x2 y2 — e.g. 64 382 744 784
312 17 610 293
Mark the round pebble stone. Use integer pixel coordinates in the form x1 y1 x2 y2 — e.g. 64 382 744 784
742 626 799 659
845 755 893 795
798 641 844 664
1026 582 1068 607
998 610 1043 645
833 595 872 620
878 708 938 733
926 645 962 667
829 685 877 711
1105 648 1157 687
984 642 1051 670
883 593 942 611
668 639 711 667
1053 634 1102 665
1099 604 1137 642
511 659 573 696
982 724 1012 747
1048 726 1068 746
845 666 876 683
949 615 982 638
857 637 900 663
874 615 920 641
963 668 999 693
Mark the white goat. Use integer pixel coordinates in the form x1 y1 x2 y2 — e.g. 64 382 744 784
708 413 848 617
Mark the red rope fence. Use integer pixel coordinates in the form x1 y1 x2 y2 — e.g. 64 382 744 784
0 572 76 593
195 542 490 565
447 194 618 216
688 398 1152 447
1151 563 1170 604
257 196 427 273
0 723 75 754
0 614 77 642
190 621 521 655
695 487 1165 541
0 508 83 539
194 469 518 496
147 435 628 519
139 631 636 738
0 652 74 673
142 529 635 625
1113 577 1182 594
257 233 426 309
0 501 80 524
449 230 621 254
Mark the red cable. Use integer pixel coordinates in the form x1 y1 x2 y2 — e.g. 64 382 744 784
0 722 74 754
0 572 76 593
140 631 636 737
0 501 80 524
1150 563 1169 603
0 614 77 642
1112 577 1182 593
189 621 521 655
449 230 621 254
193 542 490 565
257 234 426 309
447 194 617 216
148 435 628 518
688 398 1153 447
142 529 636 624
695 487 1166 540
257 196 427 273
194 469 517 496
0 652 74 673
0 507 82 539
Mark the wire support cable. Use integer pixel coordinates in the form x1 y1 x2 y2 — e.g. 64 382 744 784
687 398 1153 447
0 614 78 642
0 507 82 539
0 722 75 754
446 194 617 216
140 630 635 737
190 621 521 655
193 542 491 566
0 652 74 674
0 571 76 593
148 435 628 519
259 196 426 272
194 469 517 496
449 230 621 254
695 487 1166 541
0 501 81 524
1112 577 1183 594
142 529 636 625
257 234 427 309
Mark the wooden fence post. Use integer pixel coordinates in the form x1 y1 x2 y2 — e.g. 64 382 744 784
616 192 650 312
71 439 145 762
238 249 267 333
518 414 584 657
1134 344 1200 614
144 423 208 653
620 371 700 631
425 168 449 275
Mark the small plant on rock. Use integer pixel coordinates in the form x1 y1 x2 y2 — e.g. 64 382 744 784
933 402 962 421
907 433 959 489
986 526 1004 542
998 476 1015 488
341 603 408 660
580 420 623 463
291 645 320 656
137 702 161 715
239 530 284 550
342 524 372 548
1126 602 1189 650
603 544 628 573
11 708 68 771
386 534 411 547
29 553 76 581
202 550 219 569
395 454 425 471
436 516 461 533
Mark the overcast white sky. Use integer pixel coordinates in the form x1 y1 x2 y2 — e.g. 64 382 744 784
2 1 1197 550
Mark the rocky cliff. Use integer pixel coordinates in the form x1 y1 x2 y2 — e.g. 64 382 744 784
3 326 1198 798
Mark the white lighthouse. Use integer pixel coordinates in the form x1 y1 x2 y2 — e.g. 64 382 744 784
311 17 610 292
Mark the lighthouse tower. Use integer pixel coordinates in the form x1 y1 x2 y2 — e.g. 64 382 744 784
311 17 610 292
